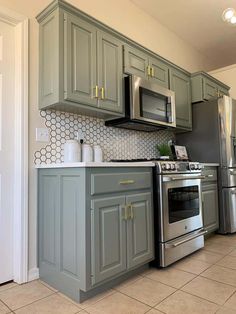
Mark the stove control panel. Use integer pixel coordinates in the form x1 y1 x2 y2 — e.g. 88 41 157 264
158 161 203 173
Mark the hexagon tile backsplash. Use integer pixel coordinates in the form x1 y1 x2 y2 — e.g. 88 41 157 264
34 110 175 165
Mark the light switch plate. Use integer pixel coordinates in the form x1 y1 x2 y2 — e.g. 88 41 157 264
36 128 49 142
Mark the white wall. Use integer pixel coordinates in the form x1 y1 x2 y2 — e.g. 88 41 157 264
209 64 236 99
0 0 216 275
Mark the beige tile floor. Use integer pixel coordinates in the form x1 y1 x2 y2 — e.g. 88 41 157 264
2 235 236 313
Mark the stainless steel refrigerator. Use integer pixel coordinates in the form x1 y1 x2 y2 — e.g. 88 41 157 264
177 96 236 234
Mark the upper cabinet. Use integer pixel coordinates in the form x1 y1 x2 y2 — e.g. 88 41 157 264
38 7 124 118
124 45 169 88
37 0 231 131
169 68 192 130
124 45 192 130
191 72 230 103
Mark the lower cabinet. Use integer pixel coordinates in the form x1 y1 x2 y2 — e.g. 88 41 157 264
38 167 154 302
201 166 219 233
91 196 127 284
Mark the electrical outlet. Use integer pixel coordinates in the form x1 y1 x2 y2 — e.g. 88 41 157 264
36 128 49 142
76 130 85 141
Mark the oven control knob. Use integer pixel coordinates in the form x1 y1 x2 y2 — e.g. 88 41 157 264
189 164 195 170
171 164 176 170
165 163 171 170
161 163 166 170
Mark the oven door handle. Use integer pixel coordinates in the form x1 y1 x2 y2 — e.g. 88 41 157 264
163 175 206 182
165 229 208 248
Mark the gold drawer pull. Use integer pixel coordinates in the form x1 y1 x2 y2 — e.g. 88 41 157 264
101 87 105 100
151 67 155 77
122 205 128 220
94 85 99 99
119 180 135 185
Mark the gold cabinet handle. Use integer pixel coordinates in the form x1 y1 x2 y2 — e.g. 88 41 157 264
94 85 99 99
151 67 155 77
119 180 135 185
101 87 105 100
147 65 151 77
129 204 134 219
122 205 128 220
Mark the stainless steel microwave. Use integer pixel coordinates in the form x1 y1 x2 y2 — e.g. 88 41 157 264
105 75 176 131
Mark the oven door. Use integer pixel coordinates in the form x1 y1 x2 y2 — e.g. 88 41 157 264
161 174 203 242
130 75 176 128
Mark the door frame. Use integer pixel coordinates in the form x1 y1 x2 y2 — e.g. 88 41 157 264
0 6 28 284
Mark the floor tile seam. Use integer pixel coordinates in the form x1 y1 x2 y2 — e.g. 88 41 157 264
107 289 154 308
112 276 143 291
144 306 166 314
173 262 212 276
204 247 235 255
78 290 116 309
38 280 59 293
0 283 17 294
180 289 227 311
199 273 236 289
151 287 177 309
134 273 187 290
215 264 236 271
56 291 85 309
219 288 236 307
109 286 177 309
144 272 198 290
0 298 14 313
5 291 57 312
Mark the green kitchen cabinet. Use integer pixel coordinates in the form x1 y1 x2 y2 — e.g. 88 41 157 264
91 192 154 285
38 167 154 302
64 14 97 107
124 45 169 88
91 196 127 284
126 193 153 269
191 72 230 103
169 67 192 130
201 166 219 234
38 7 124 117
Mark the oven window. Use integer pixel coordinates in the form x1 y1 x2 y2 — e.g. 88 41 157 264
139 87 171 122
168 186 200 223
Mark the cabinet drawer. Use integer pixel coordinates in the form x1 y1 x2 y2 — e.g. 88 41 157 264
202 169 217 183
91 172 151 195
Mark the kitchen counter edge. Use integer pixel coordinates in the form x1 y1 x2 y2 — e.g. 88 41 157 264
35 161 156 168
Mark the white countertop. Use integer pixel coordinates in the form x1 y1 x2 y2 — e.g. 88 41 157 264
201 163 220 167
36 161 156 168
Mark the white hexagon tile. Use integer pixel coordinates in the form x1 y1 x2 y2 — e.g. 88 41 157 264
34 110 174 164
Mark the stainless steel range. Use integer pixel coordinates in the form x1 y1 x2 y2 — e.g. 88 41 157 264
152 161 207 267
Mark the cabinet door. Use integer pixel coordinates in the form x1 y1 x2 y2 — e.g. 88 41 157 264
202 184 219 233
149 57 169 88
126 192 154 269
64 14 97 107
169 68 192 130
97 32 124 113
91 196 127 284
203 78 218 100
123 45 148 78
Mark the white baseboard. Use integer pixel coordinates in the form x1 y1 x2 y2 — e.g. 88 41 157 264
28 267 39 281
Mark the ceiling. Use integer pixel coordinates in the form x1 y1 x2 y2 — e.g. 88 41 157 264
131 0 236 69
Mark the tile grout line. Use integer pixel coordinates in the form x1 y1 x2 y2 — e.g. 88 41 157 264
3 291 57 312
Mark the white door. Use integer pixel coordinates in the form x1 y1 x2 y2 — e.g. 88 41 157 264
0 20 15 283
